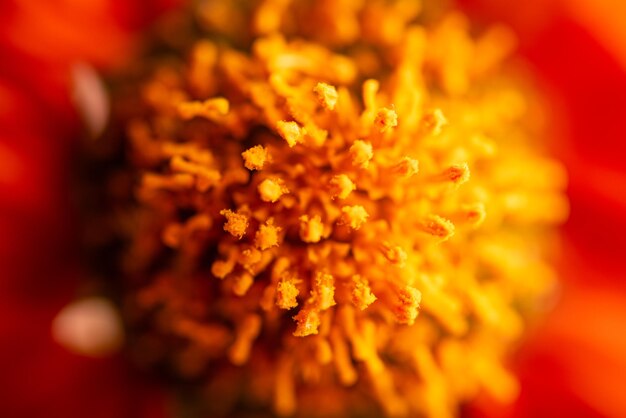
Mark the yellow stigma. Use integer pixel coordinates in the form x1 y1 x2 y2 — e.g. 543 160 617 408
120 1 568 418
339 205 370 230
349 140 374 168
276 120 306 147
242 145 270 170
374 107 399 133
220 209 249 239
258 177 289 202
299 215 325 243
177 97 229 120
329 174 356 200
313 82 339 110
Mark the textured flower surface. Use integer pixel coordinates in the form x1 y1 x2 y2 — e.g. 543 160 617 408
105 2 566 417
1 1 625 418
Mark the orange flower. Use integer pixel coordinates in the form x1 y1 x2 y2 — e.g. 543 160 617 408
2 1 625 418
104 2 566 417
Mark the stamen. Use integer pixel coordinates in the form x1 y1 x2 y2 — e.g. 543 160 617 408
311 272 336 311
232 272 254 296
422 108 447 135
349 140 373 168
255 218 281 250
142 173 194 190
329 174 356 200
293 307 321 337
394 286 422 325
229 314 262 365
418 215 455 240
258 178 289 202
380 242 408 267
339 205 369 230
299 215 324 243
313 82 339 110
374 106 398 133
220 209 249 239
178 97 229 120
242 145 270 170
351 275 377 310
430 163 470 186
392 157 419 178
170 155 221 191
276 273 300 309
276 120 305 147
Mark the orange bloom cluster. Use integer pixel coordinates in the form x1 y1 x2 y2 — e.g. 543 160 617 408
117 1 568 417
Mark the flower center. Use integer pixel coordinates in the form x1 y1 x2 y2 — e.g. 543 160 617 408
106 1 568 417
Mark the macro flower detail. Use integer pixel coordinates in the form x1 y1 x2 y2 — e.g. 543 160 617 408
114 1 569 417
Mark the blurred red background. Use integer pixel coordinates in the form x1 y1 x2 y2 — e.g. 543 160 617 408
1 1 624 417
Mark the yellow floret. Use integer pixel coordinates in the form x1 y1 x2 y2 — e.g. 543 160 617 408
311 272 336 310
276 120 305 147
313 82 339 110
242 145 269 170
418 214 455 240
220 209 249 239
255 219 281 250
299 215 324 243
293 307 320 337
435 163 470 185
177 97 229 120
394 286 422 325
340 205 369 230
329 174 356 199
258 178 289 202
351 275 377 310
276 276 300 309
422 108 448 135
374 107 399 132
380 242 408 267
349 140 373 168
